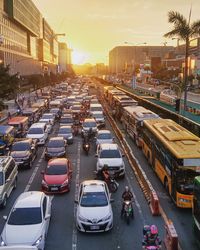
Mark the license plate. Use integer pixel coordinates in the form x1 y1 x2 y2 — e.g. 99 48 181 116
51 187 58 191
90 225 99 230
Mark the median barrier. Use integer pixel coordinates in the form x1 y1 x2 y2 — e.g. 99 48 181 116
149 191 160 216
164 221 178 250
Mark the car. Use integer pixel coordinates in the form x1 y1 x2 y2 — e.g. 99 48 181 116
0 191 52 249
81 118 97 136
92 111 105 128
44 137 67 160
49 108 61 120
58 126 74 144
10 139 37 168
95 130 114 147
96 143 125 178
38 119 52 134
41 113 55 125
26 123 48 145
41 158 72 194
60 115 73 127
76 180 113 233
0 157 18 208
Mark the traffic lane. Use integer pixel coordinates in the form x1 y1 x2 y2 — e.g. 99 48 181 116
119 124 197 250
77 133 165 250
0 144 46 234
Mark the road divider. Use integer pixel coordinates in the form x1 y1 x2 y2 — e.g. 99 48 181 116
164 221 178 250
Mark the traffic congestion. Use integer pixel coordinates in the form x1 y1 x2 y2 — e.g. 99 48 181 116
0 78 198 250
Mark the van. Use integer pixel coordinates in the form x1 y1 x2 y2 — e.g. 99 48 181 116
26 123 48 145
0 156 18 208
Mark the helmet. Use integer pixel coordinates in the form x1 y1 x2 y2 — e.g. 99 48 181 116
103 164 108 170
143 225 151 235
125 186 129 192
150 225 158 235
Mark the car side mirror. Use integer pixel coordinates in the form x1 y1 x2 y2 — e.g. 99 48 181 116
6 178 11 183
122 154 125 157
110 198 114 203
45 214 50 220
95 154 98 157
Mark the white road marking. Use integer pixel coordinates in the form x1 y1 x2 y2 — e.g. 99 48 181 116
72 142 81 250
24 166 40 192
41 148 46 159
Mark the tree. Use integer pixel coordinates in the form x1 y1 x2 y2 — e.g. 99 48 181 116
0 64 19 100
164 10 200 110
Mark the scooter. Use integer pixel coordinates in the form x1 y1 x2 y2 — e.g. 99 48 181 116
121 200 134 225
103 170 119 193
82 141 90 155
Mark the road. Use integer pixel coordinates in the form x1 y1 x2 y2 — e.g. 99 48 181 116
0 85 198 250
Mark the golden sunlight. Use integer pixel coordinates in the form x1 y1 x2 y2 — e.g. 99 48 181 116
72 50 90 65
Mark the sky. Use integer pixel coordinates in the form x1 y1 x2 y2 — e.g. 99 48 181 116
33 0 200 65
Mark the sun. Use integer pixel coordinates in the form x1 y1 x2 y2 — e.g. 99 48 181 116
72 50 90 65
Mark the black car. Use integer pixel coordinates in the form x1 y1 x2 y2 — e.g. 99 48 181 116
10 139 37 168
45 137 67 160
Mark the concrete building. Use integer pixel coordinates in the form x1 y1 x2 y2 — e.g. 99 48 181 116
109 45 174 74
0 0 62 77
58 42 72 73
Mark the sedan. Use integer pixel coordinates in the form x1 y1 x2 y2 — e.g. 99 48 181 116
0 191 52 249
95 130 114 148
41 158 72 193
58 126 74 144
76 180 113 233
45 137 66 160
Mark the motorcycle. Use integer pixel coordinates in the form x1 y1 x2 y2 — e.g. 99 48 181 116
102 170 119 193
82 141 90 155
121 200 134 224
142 225 162 250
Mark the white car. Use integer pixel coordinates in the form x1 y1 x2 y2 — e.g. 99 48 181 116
41 113 55 125
0 191 52 249
96 143 125 178
95 130 114 147
38 119 52 134
76 180 113 233
26 123 48 145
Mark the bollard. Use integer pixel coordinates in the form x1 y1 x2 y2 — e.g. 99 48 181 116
164 221 178 250
149 191 160 216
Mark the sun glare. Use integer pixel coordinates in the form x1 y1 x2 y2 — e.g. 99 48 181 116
72 50 90 65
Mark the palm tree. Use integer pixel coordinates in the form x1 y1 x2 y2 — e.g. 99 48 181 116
164 11 200 111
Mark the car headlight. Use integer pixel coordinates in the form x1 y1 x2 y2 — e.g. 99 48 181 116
78 215 88 222
61 179 68 187
0 236 6 246
33 235 42 246
102 214 111 221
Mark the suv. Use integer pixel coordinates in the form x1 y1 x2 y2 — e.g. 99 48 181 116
0 156 18 208
10 139 37 169
76 180 113 232
82 118 97 136
96 143 125 178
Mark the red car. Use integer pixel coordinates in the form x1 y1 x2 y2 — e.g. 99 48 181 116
41 158 72 194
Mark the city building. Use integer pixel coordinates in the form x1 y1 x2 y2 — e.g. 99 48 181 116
0 0 63 77
109 45 174 74
58 42 72 73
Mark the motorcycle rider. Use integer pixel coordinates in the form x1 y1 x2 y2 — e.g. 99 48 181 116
142 224 161 247
121 186 133 216
82 132 90 150
101 164 110 182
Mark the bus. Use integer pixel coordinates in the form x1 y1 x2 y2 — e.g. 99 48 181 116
141 118 200 208
193 176 200 246
121 106 159 147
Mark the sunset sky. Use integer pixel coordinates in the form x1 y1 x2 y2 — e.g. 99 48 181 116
33 0 200 65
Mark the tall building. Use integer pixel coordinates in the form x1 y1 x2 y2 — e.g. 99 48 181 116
109 45 174 74
58 42 72 73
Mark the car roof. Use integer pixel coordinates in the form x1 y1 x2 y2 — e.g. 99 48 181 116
13 139 32 145
99 143 118 150
97 130 111 135
82 180 105 192
83 118 96 122
49 136 64 141
48 158 68 165
15 191 44 208
59 125 72 130
30 123 45 128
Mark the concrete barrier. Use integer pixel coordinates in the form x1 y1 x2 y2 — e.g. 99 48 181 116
164 221 178 250
150 191 160 216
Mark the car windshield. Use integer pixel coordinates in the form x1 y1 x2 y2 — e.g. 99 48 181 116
83 122 96 128
98 133 112 140
80 192 108 207
46 164 67 175
59 128 71 133
0 172 3 185
12 142 30 151
100 149 121 158
8 207 42 225
60 118 73 123
42 114 53 119
93 114 103 118
28 128 43 134
48 140 64 148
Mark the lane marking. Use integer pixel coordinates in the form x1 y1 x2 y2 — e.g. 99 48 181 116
24 166 40 192
72 142 81 250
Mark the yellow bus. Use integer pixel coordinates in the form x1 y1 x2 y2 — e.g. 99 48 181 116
141 118 200 208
